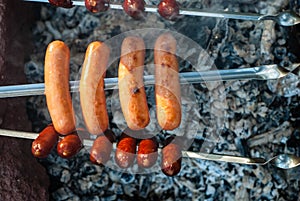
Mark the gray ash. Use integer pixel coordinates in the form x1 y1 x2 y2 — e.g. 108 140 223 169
25 0 300 200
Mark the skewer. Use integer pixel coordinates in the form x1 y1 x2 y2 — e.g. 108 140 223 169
0 63 298 98
23 0 300 26
0 128 267 165
2 128 299 169
23 0 260 21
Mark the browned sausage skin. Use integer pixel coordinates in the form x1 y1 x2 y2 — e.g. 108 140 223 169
137 137 158 168
118 36 150 130
57 131 83 158
49 0 73 8
115 132 137 168
154 33 181 130
161 136 182 176
90 129 116 165
80 41 110 135
31 124 59 158
44 40 76 135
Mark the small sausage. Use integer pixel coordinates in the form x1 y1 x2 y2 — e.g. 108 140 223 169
154 33 181 130
118 36 150 130
57 132 83 158
115 133 137 168
80 41 110 135
137 137 158 168
158 0 180 21
85 0 109 13
123 0 145 19
161 137 182 176
31 124 59 158
90 129 116 165
44 40 76 135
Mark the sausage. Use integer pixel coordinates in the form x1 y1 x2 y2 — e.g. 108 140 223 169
118 36 150 130
158 0 180 21
57 132 83 158
90 129 116 165
161 137 182 176
154 33 181 130
44 40 76 135
80 41 110 135
137 137 158 168
85 0 109 13
123 0 146 19
115 132 137 168
31 124 59 158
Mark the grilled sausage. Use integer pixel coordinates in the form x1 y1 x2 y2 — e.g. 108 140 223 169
57 132 83 158
158 0 180 21
123 0 145 19
44 40 76 135
161 137 182 176
80 41 110 135
31 124 59 158
85 0 109 13
115 133 137 168
90 129 116 165
137 137 158 168
154 33 181 130
118 36 150 130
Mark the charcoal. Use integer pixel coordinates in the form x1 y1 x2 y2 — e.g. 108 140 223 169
81 196 100 201
51 187 80 201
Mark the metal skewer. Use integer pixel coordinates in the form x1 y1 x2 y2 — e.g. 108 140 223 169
184 151 300 169
1 128 299 169
0 64 298 98
24 0 300 26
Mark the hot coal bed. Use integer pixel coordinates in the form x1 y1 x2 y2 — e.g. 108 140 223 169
19 0 300 200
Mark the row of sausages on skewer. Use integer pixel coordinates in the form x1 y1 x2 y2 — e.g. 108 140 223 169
44 32 181 135
32 124 183 176
31 32 182 176
49 0 181 21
